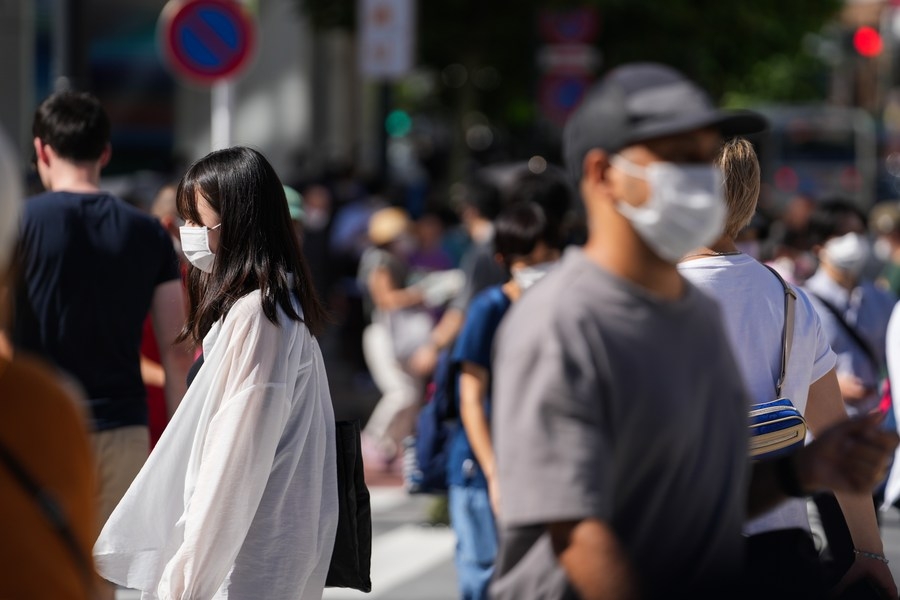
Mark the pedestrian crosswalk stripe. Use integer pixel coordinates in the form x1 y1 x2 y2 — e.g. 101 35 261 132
368 486 411 513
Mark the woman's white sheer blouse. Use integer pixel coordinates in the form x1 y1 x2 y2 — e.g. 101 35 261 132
94 293 338 599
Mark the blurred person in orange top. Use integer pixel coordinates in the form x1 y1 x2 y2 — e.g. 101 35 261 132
0 127 99 600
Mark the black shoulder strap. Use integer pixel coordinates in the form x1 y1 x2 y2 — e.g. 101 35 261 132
0 440 93 586
764 265 796 398
187 352 204 389
807 291 880 370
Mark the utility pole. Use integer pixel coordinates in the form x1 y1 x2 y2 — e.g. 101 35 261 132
53 0 89 91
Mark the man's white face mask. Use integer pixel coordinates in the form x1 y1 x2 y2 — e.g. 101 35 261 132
511 261 555 292
823 231 871 278
611 155 726 264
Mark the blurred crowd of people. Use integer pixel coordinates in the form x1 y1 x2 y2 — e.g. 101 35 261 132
6 61 900 600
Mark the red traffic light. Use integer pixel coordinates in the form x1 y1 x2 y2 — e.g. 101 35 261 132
853 26 883 57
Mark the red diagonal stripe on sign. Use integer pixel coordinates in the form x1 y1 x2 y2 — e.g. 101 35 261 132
184 10 238 68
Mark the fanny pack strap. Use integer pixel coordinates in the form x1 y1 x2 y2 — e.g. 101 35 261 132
765 265 796 398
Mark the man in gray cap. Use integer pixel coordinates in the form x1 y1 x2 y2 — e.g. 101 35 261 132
490 63 898 599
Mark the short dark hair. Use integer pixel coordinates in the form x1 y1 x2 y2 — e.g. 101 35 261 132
32 90 110 162
806 198 868 247
176 146 327 343
462 174 503 221
494 202 548 268
507 170 571 250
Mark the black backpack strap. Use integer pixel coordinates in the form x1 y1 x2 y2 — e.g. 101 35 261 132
0 440 93 587
807 291 880 371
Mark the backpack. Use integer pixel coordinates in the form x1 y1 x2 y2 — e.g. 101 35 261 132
402 350 458 495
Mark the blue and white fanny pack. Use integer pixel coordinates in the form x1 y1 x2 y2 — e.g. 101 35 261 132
748 267 806 461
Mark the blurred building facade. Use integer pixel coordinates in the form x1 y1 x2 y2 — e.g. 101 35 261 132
0 0 374 191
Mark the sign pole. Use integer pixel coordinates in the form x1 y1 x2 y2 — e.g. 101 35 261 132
211 80 233 150
158 0 257 152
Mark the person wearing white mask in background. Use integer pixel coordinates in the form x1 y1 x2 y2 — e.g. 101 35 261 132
800 199 898 594
803 199 897 418
446 195 561 600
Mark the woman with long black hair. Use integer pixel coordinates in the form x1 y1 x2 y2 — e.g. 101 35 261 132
94 146 338 600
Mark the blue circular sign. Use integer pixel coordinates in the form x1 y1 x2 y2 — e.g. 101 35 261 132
160 0 256 85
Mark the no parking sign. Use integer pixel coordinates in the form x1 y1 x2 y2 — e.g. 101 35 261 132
158 0 257 85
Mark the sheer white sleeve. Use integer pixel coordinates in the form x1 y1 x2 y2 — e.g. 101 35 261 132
157 305 292 599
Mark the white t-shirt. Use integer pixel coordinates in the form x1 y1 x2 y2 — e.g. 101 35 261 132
679 253 836 535
880 302 900 507
94 291 339 599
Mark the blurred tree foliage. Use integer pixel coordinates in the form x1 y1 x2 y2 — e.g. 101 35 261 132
596 0 841 103
298 0 842 166
299 0 841 102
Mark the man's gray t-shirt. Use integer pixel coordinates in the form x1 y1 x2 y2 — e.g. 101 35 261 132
491 248 749 599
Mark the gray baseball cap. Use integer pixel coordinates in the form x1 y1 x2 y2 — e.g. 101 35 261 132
563 62 767 181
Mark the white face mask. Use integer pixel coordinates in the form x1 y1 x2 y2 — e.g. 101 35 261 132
511 261 555 291
823 232 871 277
611 155 726 264
874 237 892 262
179 224 221 273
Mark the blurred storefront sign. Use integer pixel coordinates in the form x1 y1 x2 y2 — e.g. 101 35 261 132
536 44 601 73
358 0 415 80
536 7 599 127
538 74 593 127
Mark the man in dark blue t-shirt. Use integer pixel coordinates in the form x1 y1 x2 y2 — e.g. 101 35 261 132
13 90 194 531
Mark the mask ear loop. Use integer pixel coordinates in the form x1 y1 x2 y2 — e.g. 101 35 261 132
610 154 649 180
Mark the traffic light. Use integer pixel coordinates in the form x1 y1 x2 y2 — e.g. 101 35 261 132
385 110 412 137
853 26 883 58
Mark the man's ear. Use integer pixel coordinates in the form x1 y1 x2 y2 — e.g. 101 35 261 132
33 138 48 166
580 148 612 201
98 143 112 168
